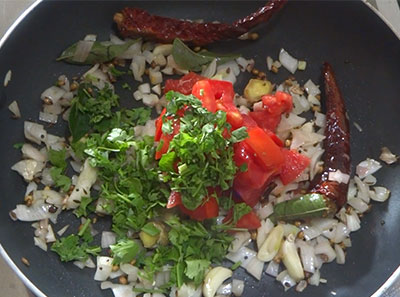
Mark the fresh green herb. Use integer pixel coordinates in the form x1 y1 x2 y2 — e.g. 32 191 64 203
51 219 100 262
48 148 67 170
231 261 241 270
57 39 140 65
50 167 71 192
13 142 24 149
74 196 94 218
172 38 241 71
232 203 252 224
109 66 126 78
230 126 249 143
110 239 141 265
122 83 131 90
185 259 210 285
141 222 161 236
159 91 245 210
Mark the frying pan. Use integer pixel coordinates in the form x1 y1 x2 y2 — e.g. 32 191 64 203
0 1 399 296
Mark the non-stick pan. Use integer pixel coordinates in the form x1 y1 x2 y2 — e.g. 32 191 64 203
0 1 399 296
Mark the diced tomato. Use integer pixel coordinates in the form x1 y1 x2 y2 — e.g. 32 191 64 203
155 108 166 142
167 191 182 209
179 196 219 221
207 80 235 105
236 211 261 229
191 80 217 112
155 118 180 160
244 127 284 173
280 149 311 185
223 208 261 229
164 72 205 95
249 91 293 132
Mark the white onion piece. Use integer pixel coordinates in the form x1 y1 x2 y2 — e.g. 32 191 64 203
279 48 298 74
118 40 142 60
253 101 264 112
25 181 38 196
226 246 256 269
311 218 337 232
304 79 321 96
41 86 66 105
314 111 326 128
363 174 377 185
370 186 391 202
345 213 361 232
120 263 139 282
40 168 54 187
162 66 174 75
302 226 322 241
256 203 274 221
39 111 58 124
356 158 382 178
100 282 135 297
24 121 47 144
238 105 250 114
203 267 232 297
334 244 345 264
21 144 47 163
11 159 45 181
256 219 274 249
4 69 11 87
332 222 349 243
217 61 240 76
265 260 280 277
138 83 151 94
149 69 163 85
153 44 173 56
231 279 244 297
130 55 146 82
216 282 232 295
34 236 47 251
45 134 65 151
266 56 273 71
379 147 398 164
45 224 56 243
276 113 306 136
109 33 125 45
73 40 94 63
297 240 315 273
202 59 217 78
308 94 320 106
228 231 251 253
347 197 369 213
73 260 86 269
66 159 97 209
314 241 336 263
101 231 117 248
328 170 350 184
109 269 124 279
276 270 296 291
355 176 370 203
173 283 201 297
142 94 159 107
8 100 21 118
152 84 162 96
94 256 113 281
57 225 69 236
154 54 167 66
308 270 321 286
296 280 308 292
246 257 264 280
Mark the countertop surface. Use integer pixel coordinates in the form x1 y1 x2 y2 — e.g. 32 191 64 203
0 1 399 297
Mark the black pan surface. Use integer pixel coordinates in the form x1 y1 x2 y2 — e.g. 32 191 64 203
0 1 399 297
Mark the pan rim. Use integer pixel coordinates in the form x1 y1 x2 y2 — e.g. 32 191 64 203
0 1 398 297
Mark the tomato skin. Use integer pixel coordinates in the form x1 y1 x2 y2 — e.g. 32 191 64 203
223 209 261 229
191 80 217 112
155 118 180 160
244 127 284 173
280 149 311 185
164 72 205 95
179 196 219 221
155 108 167 142
167 191 182 209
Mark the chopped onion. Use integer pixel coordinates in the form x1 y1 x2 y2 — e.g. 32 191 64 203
308 270 321 286
34 236 48 251
120 263 139 282
202 59 217 78
355 176 370 203
379 147 398 164
149 69 163 85
153 54 167 66
8 100 21 118
142 94 159 107
21 144 47 163
231 279 244 297
363 174 377 185
11 159 45 181
314 240 336 263
45 224 56 243
203 267 232 297
266 56 273 71
304 79 321 96
256 218 274 249
297 240 316 273
345 212 360 232
153 44 173 56
130 55 146 82
10 204 54 222
226 246 257 269
94 256 113 281
138 83 151 94
328 170 350 184
41 86 66 105
246 257 264 280
279 48 298 74
334 244 345 264
24 121 47 144
265 260 280 277
25 181 38 196
100 282 134 297
39 111 58 124
276 270 296 291
57 225 69 236
152 84 162 96
296 280 308 292
370 186 390 202
133 90 143 101
109 34 125 45
228 231 251 253
347 197 369 213
356 158 382 179
101 231 117 248
302 226 322 241
4 69 11 87
216 282 232 295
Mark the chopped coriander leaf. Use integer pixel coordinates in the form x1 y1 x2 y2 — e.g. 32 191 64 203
230 126 248 143
122 83 131 90
231 261 242 270
48 148 67 170
159 91 240 210
185 259 210 286
109 66 126 78
13 142 24 149
239 163 248 172
232 203 252 224
50 167 71 192
110 239 140 265
74 196 94 218
141 222 161 236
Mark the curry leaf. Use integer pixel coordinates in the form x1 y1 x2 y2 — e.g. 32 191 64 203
172 38 240 71
57 39 140 65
